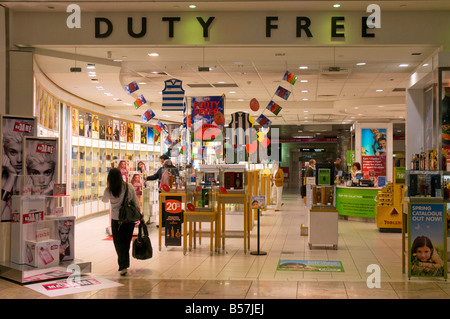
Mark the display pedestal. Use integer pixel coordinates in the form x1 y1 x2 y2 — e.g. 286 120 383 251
308 207 338 250
250 209 266 256
0 259 91 284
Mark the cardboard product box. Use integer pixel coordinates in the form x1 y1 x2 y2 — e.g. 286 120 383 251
25 240 60 268
46 216 75 262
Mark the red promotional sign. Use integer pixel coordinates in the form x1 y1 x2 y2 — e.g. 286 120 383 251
165 199 182 214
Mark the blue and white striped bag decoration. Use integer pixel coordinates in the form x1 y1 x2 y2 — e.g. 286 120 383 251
162 78 185 111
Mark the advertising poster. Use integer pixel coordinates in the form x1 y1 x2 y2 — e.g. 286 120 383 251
361 128 387 187
113 120 120 141
84 112 92 138
106 119 113 141
1 115 36 221
71 108 78 136
134 124 141 143
99 117 106 140
92 115 99 139
251 196 266 209
119 121 127 142
140 126 147 144
409 203 447 279
127 123 134 143
78 110 85 136
147 126 154 145
191 95 225 141
165 199 183 246
23 137 58 198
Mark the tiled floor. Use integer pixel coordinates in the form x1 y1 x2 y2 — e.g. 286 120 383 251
1 190 449 299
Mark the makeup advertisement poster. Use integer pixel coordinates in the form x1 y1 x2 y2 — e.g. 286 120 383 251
361 128 387 187
1 115 37 222
23 137 58 198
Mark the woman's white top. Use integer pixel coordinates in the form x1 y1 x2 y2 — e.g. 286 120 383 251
102 183 140 220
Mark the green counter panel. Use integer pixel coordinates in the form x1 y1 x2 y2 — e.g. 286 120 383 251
336 187 380 218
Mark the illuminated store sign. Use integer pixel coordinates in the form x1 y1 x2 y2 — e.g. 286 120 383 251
93 15 376 39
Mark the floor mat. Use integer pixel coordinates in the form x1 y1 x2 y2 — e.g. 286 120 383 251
277 259 344 272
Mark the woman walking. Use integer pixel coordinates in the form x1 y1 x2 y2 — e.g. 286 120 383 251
102 168 142 276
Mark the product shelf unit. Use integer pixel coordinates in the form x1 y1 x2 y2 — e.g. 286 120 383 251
69 108 161 220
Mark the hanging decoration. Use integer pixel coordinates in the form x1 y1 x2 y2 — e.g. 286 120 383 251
124 81 140 94
283 71 298 85
141 108 155 122
266 101 282 115
250 98 260 112
134 95 147 109
162 78 185 112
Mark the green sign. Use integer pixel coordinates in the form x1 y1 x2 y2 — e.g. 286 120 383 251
336 187 379 218
317 168 331 185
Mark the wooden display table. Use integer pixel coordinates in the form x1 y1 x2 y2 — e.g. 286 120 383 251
217 191 250 253
183 209 219 256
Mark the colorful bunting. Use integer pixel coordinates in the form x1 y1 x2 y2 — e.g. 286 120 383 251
256 114 272 128
141 108 155 122
124 81 139 94
134 95 147 109
275 86 291 100
266 101 282 115
283 71 297 85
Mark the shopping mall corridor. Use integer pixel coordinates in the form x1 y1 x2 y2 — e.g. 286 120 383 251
0 189 449 299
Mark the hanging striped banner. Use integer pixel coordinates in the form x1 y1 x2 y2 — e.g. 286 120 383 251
162 78 185 111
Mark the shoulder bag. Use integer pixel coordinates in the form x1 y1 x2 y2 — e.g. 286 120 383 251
132 222 153 260
118 183 142 224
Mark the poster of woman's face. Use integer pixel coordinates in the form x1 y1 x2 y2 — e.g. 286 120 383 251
23 137 58 197
1 115 36 221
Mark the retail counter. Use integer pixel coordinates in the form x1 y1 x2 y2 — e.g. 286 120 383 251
336 185 381 218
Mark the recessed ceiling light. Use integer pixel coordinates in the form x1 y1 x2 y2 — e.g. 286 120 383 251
88 72 96 76
87 64 95 69
399 64 409 67
356 62 366 66
113 98 121 101
299 66 308 70
303 110 309 112
333 4 341 8
113 59 123 62
96 86 104 90
376 89 384 92
104 92 113 96
229 91 236 94
189 4 197 8
301 90 308 93
302 98 309 101
423 63 429 67
300 79 308 83
138 82 147 85
148 53 159 57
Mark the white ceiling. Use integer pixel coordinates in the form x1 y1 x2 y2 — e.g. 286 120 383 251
5 1 447 136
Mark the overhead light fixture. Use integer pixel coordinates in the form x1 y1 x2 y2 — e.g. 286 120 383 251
189 4 197 8
376 89 384 92
88 71 96 77
356 62 366 66
301 90 308 93
300 79 308 83
333 4 341 8
299 66 308 70
87 64 95 69
148 53 159 57
399 64 409 67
